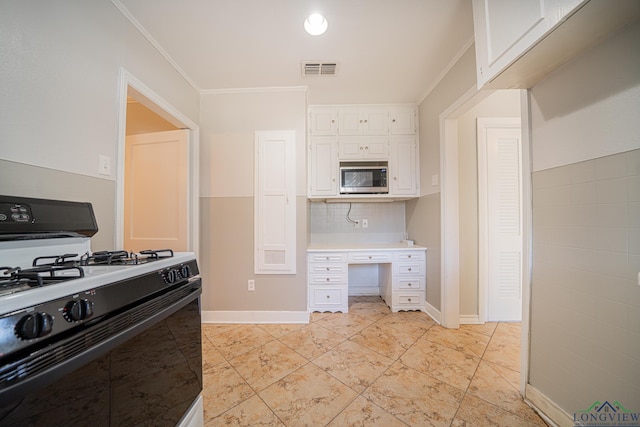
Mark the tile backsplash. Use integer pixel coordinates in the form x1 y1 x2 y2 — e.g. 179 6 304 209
309 201 406 245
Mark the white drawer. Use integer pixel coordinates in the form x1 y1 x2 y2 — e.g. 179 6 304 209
393 292 425 307
309 285 348 310
393 250 425 261
393 262 424 276
394 277 425 291
309 274 347 285
348 251 392 263
308 263 347 275
308 252 347 263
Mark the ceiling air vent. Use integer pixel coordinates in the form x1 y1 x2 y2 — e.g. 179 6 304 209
302 62 337 76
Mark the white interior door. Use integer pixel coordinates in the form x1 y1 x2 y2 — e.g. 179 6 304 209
478 118 522 322
124 129 189 252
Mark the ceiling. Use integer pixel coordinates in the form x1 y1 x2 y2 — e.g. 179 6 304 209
114 0 474 105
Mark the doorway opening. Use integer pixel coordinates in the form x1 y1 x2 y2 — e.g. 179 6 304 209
439 87 531 393
116 69 200 255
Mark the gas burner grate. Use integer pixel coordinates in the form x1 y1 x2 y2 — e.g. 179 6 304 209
0 265 84 294
32 253 80 267
81 250 132 265
79 249 174 266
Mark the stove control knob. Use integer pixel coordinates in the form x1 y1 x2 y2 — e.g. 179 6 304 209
15 312 53 340
165 269 178 284
180 265 191 279
63 299 94 322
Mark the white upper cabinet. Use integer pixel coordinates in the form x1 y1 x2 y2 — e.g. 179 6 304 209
472 0 640 89
309 137 338 197
389 107 416 135
338 108 388 136
308 104 419 201
389 136 418 196
309 107 338 136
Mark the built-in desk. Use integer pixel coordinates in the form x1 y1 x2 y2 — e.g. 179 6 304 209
307 244 426 313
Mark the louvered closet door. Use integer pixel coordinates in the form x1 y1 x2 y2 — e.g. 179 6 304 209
486 125 522 321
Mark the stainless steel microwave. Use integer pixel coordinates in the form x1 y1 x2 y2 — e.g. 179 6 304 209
339 162 388 194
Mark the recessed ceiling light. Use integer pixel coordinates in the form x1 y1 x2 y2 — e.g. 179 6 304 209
304 13 328 36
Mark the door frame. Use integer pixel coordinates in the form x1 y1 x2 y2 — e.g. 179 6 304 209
116 68 200 255
477 117 523 323
440 87 532 395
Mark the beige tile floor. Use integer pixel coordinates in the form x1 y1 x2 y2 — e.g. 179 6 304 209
201 296 547 426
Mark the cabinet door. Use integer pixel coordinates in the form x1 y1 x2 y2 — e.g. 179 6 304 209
309 138 338 196
389 107 416 135
472 0 585 88
338 138 365 159
362 109 388 135
363 137 389 159
338 109 363 135
310 108 337 135
339 137 388 160
390 136 417 195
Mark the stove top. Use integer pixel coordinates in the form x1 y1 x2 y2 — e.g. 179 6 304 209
0 251 197 315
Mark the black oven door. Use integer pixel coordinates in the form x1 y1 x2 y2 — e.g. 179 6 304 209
0 279 202 427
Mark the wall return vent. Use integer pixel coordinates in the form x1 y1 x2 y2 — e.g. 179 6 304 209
302 62 337 76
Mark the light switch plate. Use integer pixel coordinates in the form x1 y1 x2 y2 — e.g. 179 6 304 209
98 155 111 176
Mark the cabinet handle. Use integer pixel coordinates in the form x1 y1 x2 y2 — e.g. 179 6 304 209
368 256 372 259
326 278 330 281
408 298 412 302
394 177 397 180
408 283 412 287
392 119 396 123
364 146 369 150
408 255 412 258
408 268 412 272
364 119 368 123
360 146 364 151
326 267 330 271
326 295 330 299
331 119 335 123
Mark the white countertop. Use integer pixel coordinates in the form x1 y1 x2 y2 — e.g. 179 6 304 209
307 242 426 251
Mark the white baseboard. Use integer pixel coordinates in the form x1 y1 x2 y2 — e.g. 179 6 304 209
202 310 310 324
348 287 381 296
525 384 573 427
424 301 441 324
459 314 481 324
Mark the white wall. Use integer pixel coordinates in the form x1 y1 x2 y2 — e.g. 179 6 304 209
407 45 477 312
0 1 198 250
199 90 308 312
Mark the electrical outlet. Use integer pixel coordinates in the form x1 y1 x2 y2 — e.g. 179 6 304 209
248 279 255 291
354 219 360 228
362 219 368 228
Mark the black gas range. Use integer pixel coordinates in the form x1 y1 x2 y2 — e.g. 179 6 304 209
0 195 203 426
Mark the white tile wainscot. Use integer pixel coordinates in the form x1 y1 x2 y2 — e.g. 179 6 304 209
307 244 426 313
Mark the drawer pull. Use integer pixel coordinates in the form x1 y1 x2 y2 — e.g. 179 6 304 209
408 267 412 272
408 255 412 258
326 278 330 281
408 283 412 287
408 298 412 302
326 267 330 271
326 295 330 299
368 256 372 259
